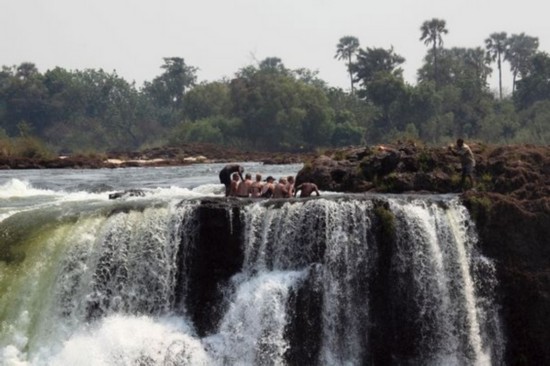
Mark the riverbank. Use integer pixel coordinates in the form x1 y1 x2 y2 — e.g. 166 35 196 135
0 143 312 169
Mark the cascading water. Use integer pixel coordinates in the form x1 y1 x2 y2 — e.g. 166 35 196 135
387 199 503 365
0 194 503 365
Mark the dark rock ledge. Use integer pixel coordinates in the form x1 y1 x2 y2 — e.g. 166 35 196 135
295 142 550 365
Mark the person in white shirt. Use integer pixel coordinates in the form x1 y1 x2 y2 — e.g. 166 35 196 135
449 138 475 190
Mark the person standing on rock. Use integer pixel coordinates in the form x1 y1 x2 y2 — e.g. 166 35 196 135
449 138 475 190
294 182 320 198
219 164 244 197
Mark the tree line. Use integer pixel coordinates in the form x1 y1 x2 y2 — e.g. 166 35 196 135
1 18 549 158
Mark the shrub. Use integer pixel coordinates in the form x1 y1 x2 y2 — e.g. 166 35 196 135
13 137 55 160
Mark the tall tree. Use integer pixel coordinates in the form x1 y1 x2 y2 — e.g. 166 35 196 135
417 47 494 140
462 47 493 88
352 47 405 87
420 18 448 88
418 47 491 89
485 32 508 99
514 52 550 110
335 36 360 94
183 81 232 121
230 58 333 150
505 33 539 93
352 46 405 90
143 57 197 126
259 57 288 74
0 63 48 136
351 47 406 139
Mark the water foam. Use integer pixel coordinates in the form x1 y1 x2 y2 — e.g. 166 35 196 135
206 270 306 365
0 179 58 199
37 315 208 366
0 195 503 365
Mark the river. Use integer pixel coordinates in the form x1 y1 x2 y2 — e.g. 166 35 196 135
0 162 303 222
0 163 504 365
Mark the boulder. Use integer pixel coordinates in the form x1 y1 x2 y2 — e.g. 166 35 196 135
108 189 146 199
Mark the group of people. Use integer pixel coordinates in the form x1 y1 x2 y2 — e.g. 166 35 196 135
218 138 475 199
218 164 320 198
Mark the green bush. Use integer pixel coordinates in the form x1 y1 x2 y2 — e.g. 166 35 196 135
477 173 495 192
185 120 223 144
13 137 55 160
464 194 493 224
331 122 363 146
0 128 13 157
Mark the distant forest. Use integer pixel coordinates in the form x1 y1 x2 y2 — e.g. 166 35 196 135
1 18 549 158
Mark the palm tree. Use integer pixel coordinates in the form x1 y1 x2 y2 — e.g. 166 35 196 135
485 32 508 99
505 33 539 94
420 18 448 88
335 36 360 94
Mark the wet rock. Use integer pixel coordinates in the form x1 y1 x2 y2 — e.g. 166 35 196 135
297 143 550 365
108 189 146 199
463 192 550 365
297 143 549 198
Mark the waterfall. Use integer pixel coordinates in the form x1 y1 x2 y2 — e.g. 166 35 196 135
388 198 503 365
0 196 503 365
0 200 199 365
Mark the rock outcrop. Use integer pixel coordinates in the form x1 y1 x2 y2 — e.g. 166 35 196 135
296 143 550 365
296 143 549 196
463 191 550 365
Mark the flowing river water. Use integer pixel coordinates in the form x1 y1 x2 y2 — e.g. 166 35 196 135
0 163 504 365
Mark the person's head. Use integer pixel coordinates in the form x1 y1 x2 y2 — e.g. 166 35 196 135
232 173 240 181
255 173 262 182
279 177 287 184
287 176 294 184
245 173 251 180
265 176 275 183
456 138 464 147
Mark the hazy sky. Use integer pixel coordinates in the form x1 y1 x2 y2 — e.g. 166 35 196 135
2 0 548 94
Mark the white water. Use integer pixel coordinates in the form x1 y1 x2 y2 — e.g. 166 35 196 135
0 166 503 365
240 199 373 364
206 271 306 366
0 163 304 223
390 199 502 365
24 315 209 366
